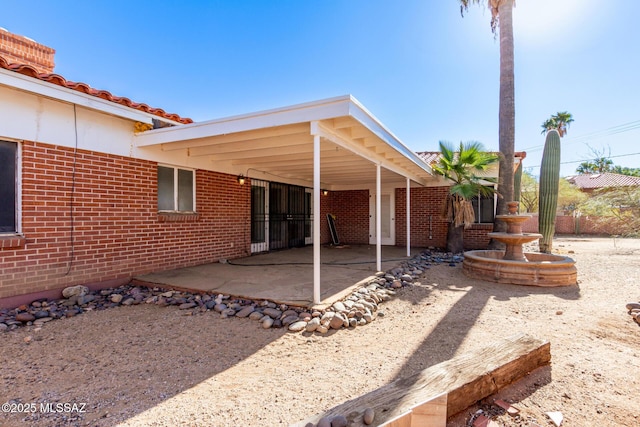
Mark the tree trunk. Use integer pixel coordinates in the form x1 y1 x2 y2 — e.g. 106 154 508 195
446 223 464 254
491 0 516 246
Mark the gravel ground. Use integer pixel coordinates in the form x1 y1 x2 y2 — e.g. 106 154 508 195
0 236 639 427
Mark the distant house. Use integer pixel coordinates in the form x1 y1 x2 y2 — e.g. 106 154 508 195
565 173 640 194
0 28 524 306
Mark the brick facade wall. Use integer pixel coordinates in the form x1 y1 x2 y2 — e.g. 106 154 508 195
0 29 55 73
0 141 250 300
521 214 629 236
395 186 449 249
325 190 370 245
463 223 494 250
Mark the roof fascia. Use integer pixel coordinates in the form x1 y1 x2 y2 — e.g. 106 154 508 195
346 97 433 176
311 121 429 186
135 95 354 147
0 68 182 125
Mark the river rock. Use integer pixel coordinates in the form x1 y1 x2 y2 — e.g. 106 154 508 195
282 309 298 318
33 310 49 319
221 308 236 318
263 308 282 318
331 415 348 427
626 302 640 311
306 317 320 332
0 323 7 331
321 311 335 322
317 417 331 427
332 301 346 312
77 294 96 305
179 302 197 310
401 273 414 282
235 306 255 318
288 321 307 332
214 303 227 313
62 285 89 298
299 312 312 321
110 294 123 303
316 325 328 334
329 313 345 330
282 315 299 327
262 317 274 329
15 312 35 323
249 311 264 321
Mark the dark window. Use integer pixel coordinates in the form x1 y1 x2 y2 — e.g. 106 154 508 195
470 189 495 223
0 141 17 233
157 166 195 212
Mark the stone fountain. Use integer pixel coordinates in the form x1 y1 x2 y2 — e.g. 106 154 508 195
463 202 577 286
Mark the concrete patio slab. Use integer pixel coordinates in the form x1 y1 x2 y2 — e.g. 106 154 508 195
135 245 423 308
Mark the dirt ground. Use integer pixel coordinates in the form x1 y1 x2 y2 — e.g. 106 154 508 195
1 236 639 427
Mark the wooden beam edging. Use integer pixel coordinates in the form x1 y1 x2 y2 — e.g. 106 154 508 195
292 333 550 427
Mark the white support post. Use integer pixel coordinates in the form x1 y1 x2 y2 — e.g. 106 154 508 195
313 134 321 305
406 177 411 257
376 163 382 272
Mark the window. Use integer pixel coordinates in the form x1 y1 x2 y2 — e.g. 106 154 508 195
470 189 495 223
157 165 195 212
0 140 17 233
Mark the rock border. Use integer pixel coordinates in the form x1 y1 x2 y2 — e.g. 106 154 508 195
0 250 463 333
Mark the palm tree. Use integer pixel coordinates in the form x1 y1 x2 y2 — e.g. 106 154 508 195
460 0 516 238
432 141 499 253
576 158 613 174
541 111 574 137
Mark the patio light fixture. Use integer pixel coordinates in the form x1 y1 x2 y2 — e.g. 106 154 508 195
322 189 328 196
237 174 246 185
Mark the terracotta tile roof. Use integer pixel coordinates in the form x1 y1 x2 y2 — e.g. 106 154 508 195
566 173 640 190
416 151 442 165
416 151 526 169
0 56 192 124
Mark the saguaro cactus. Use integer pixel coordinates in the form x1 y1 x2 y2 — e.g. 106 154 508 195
538 129 561 253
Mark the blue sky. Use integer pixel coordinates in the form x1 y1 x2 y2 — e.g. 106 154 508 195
3 0 639 177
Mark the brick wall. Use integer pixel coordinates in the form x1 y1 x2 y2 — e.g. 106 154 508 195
326 190 370 245
0 29 55 73
395 186 449 249
0 141 250 300
463 223 494 249
319 192 331 244
522 214 630 236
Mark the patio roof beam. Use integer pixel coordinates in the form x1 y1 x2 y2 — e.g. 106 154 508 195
311 122 425 186
183 132 312 156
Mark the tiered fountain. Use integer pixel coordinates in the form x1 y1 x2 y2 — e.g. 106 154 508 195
463 201 577 286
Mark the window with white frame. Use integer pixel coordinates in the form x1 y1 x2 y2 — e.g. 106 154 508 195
157 165 195 212
470 188 495 223
0 140 18 233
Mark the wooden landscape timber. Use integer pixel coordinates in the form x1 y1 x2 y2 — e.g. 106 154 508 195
293 333 551 427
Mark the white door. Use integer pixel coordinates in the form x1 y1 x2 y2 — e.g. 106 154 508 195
369 192 395 245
